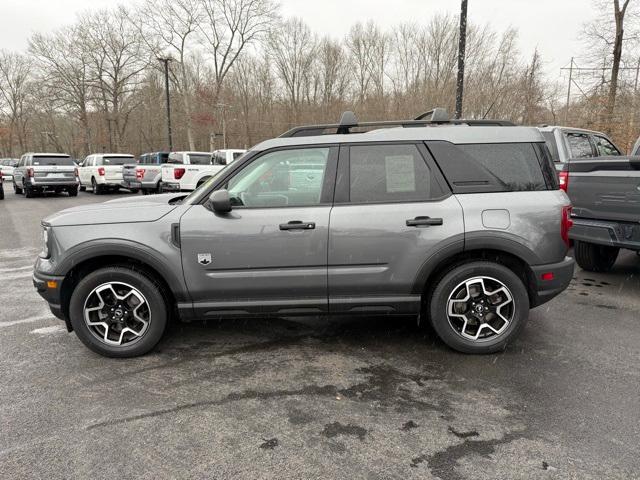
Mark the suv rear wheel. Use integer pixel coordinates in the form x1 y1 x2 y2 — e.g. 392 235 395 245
573 240 619 273
428 261 529 354
69 267 168 357
91 177 101 195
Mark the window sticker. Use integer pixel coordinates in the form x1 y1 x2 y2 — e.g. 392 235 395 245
385 155 415 193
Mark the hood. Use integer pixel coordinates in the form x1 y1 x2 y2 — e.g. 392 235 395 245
44 194 185 227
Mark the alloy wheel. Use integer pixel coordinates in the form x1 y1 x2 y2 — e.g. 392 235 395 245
446 276 514 342
83 282 151 346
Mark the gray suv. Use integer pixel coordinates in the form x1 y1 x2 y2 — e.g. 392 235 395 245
13 153 78 197
33 110 574 357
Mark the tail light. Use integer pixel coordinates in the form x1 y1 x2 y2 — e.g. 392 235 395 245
136 168 145 180
27 168 34 178
561 205 573 248
558 171 569 192
98 167 105 176
174 168 186 180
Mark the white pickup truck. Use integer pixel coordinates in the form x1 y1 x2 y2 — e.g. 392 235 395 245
161 149 245 192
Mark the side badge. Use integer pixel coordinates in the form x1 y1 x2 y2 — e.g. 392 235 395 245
197 253 212 265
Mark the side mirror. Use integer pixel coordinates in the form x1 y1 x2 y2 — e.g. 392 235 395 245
208 189 232 213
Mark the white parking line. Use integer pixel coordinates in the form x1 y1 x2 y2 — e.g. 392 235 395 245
0 265 33 273
30 325 66 335
3 271 33 280
0 315 53 328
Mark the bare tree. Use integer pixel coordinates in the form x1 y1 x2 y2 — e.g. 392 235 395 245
268 18 317 123
30 25 94 154
583 0 638 130
134 0 203 150
0 51 33 155
197 0 278 106
79 6 150 151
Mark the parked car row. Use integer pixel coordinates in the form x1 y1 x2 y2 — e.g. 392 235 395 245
5 149 246 199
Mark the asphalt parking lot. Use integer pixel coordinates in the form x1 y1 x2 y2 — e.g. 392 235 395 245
0 183 639 480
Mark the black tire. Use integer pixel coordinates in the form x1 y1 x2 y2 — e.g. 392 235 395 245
24 185 35 198
141 188 149 195
68 186 78 197
0 186 4 200
574 240 619 273
69 267 168 358
427 261 530 354
156 182 163 194
79 184 86 192
13 181 22 195
91 177 101 195
129 188 139 194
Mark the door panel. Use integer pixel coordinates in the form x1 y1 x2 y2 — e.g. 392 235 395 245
179 145 338 318
328 142 463 314
328 197 464 313
180 205 331 316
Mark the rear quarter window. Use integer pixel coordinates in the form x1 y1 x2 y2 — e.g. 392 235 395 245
427 142 554 194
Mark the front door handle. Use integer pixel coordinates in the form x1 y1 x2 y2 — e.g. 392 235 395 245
406 216 443 227
279 220 316 231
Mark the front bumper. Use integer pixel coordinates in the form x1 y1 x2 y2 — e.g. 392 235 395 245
530 256 575 307
33 270 68 327
570 218 640 251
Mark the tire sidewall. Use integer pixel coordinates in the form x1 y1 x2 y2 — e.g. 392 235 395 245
69 268 167 357
429 261 530 354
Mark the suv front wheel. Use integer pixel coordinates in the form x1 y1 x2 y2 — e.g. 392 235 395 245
428 261 529 354
69 267 168 357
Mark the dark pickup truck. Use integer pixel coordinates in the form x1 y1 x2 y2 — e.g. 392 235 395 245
561 157 640 272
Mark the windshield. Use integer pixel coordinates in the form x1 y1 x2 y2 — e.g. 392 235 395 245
32 156 74 166
103 156 134 165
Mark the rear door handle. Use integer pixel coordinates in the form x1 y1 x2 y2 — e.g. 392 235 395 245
406 216 443 227
279 220 316 231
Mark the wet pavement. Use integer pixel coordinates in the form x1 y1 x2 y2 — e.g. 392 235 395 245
1 184 639 479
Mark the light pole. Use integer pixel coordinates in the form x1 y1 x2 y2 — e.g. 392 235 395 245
158 57 173 151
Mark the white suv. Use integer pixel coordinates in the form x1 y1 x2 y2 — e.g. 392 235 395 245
78 153 136 194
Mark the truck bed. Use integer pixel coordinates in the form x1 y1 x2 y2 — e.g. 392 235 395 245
565 156 640 224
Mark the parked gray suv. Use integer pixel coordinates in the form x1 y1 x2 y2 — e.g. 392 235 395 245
33 110 574 357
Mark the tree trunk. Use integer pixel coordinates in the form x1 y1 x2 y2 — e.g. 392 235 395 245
605 0 630 132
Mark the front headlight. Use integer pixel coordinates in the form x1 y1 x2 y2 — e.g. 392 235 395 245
41 226 50 258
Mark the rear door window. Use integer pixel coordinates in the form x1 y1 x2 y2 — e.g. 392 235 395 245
566 133 595 158
427 142 552 193
592 135 621 156
347 144 444 203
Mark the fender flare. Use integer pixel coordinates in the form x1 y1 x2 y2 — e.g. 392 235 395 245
55 238 189 302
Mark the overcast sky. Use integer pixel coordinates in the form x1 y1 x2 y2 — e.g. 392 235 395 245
1 0 593 80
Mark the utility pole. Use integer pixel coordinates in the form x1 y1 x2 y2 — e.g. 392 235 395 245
565 57 573 124
158 57 173 151
455 0 468 119
214 103 232 149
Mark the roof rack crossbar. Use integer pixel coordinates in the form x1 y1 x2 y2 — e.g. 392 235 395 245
280 116 514 138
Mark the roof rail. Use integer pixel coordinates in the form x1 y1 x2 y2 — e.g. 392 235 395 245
279 109 515 138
